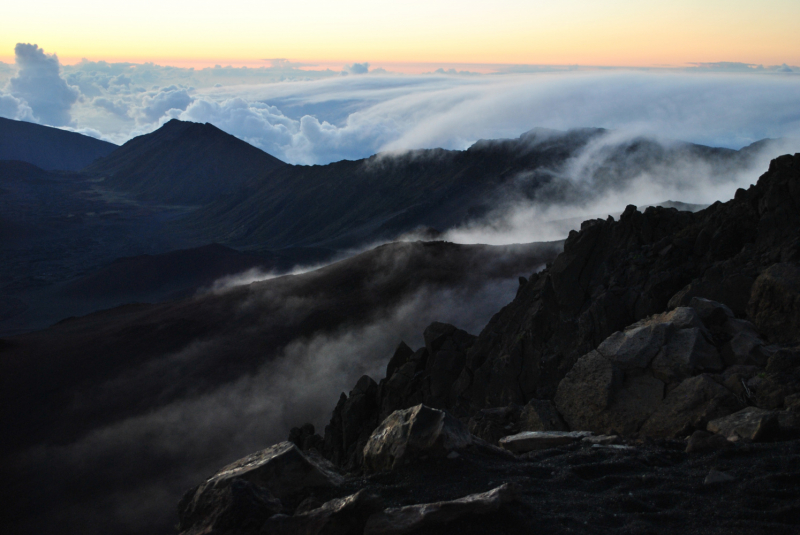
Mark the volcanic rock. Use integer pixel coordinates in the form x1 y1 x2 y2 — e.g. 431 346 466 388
362 404 472 474
685 430 731 453
260 489 383 535
363 483 519 535
498 431 591 453
519 399 568 432
639 375 741 438
706 407 779 441
178 442 343 534
749 263 800 344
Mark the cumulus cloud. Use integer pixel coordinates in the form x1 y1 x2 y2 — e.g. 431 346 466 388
344 62 370 75
139 86 193 121
7 43 79 126
0 92 35 121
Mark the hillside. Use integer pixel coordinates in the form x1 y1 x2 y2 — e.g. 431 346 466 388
0 117 117 171
84 119 286 205
183 127 769 250
176 154 800 535
0 239 562 535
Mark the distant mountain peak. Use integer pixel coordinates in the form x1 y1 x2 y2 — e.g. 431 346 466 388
84 119 285 205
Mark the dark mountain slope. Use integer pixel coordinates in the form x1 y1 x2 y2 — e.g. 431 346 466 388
0 239 561 535
183 127 769 250
0 117 117 171
172 156 800 535
84 119 285 205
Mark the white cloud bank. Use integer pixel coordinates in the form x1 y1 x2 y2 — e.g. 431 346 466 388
2 43 800 165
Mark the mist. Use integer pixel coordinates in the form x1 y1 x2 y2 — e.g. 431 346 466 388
440 132 800 246
7 277 522 534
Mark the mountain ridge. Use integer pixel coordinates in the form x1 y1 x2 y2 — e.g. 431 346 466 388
0 117 117 171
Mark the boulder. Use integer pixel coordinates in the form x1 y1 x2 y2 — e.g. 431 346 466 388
640 375 741 438
362 404 472 474
748 263 800 343
685 430 731 453
596 323 669 370
597 374 665 436
261 489 382 535
498 431 591 453
363 484 519 535
177 478 281 535
554 351 621 432
178 442 343 534
707 407 779 441
766 348 800 373
651 327 722 383
689 297 734 327
519 399 568 432
721 332 769 367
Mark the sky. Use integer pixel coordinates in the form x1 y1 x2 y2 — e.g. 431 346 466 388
1 0 799 68
1 1 799 165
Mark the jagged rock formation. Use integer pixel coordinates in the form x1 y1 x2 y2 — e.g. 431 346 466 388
179 154 800 534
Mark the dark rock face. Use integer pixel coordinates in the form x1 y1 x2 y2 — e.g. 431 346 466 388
454 154 800 410
749 263 800 343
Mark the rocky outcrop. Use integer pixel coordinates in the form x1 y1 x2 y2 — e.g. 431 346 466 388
748 263 800 343
362 404 472 474
178 154 800 534
178 442 344 534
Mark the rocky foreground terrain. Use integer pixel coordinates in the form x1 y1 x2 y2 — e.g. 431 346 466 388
176 154 800 534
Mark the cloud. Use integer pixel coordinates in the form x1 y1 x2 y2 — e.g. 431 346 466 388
8 50 798 166
92 97 130 118
440 132 800 246
139 86 193 121
0 92 35 121
344 62 370 75
7 43 79 126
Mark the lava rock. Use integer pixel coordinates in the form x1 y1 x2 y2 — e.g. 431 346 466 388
748 263 800 344
178 442 344 534
519 399 568 432
363 483 519 535
261 489 383 535
554 350 621 432
685 430 731 453
640 375 741 438
499 431 591 453
362 404 472 474
177 478 282 535
706 407 779 442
